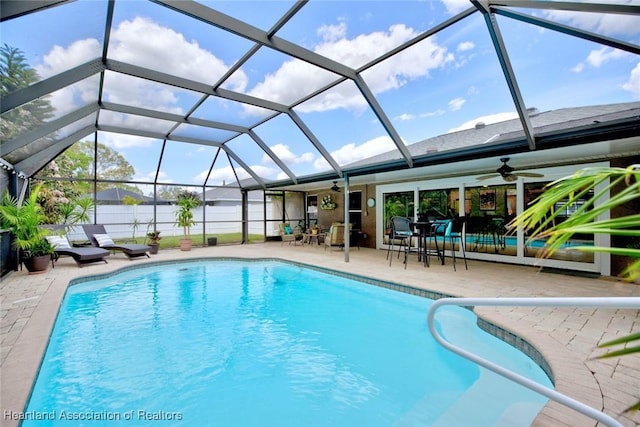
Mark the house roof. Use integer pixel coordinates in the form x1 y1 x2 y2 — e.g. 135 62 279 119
350 102 640 168
95 187 156 203
202 179 267 202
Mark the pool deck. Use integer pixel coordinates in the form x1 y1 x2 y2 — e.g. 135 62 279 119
2 242 639 427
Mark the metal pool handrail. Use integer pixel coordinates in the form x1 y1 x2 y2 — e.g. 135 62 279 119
427 297 640 427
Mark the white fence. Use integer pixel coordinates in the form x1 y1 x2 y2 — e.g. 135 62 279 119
64 203 275 242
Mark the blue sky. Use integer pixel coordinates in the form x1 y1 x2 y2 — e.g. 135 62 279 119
2 0 639 190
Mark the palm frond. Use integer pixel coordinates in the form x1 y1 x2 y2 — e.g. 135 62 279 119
599 332 640 348
597 346 640 359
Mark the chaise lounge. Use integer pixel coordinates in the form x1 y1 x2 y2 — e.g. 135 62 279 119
82 224 151 259
43 225 110 267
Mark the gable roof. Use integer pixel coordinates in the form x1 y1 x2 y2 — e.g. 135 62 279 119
95 187 156 204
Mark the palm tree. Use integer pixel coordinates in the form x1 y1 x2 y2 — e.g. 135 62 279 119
509 164 639 412
508 164 639 280
0 44 54 140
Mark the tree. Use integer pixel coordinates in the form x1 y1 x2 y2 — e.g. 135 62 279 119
0 44 54 142
156 185 185 201
36 140 139 193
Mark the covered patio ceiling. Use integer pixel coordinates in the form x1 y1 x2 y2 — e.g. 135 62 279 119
1 0 639 194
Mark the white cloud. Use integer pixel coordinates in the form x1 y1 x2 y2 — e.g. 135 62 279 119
101 133 158 150
36 39 101 79
313 135 396 170
135 170 167 183
585 47 630 68
454 42 475 68
34 39 102 116
248 58 339 107
102 72 183 113
249 23 453 114
623 62 640 99
441 0 472 15
45 81 81 117
419 109 446 118
396 113 416 121
317 20 347 43
542 4 640 37
34 16 246 133
358 29 453 95
573 46 632 73
448 97 466 111
262 144 315 165
390 108 445 122
110 17 247 91
200 164 278 186
448 112 519 133
276 171 291 180
457 41 475 52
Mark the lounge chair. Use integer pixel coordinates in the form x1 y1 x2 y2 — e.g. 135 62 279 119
278 223 303 246
43 226 110 267
82 224 151 259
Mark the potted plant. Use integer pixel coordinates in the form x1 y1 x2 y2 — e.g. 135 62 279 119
146 230 162 254
23 238 55 272
0 184 54 274
175 190 201 251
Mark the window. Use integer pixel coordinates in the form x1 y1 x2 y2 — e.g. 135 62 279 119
523 182 594 263
348 191 362 230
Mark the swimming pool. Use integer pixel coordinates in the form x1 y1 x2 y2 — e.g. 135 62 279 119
24 259 552 426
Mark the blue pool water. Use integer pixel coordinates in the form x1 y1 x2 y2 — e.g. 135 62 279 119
24 260 552 426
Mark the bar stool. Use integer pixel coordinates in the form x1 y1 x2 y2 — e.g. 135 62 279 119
448 216 468 271
387 216 413 268
425 219 449 266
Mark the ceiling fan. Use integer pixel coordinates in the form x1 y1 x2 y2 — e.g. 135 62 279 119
476 157 544 182
330 181 341 192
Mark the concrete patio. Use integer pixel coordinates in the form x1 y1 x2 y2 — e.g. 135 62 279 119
2 242 639 426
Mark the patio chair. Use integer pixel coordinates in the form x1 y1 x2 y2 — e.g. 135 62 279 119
324 223 345 251
82 224 151 259
43 225 110 267
278 223 303 246
387 216 414 268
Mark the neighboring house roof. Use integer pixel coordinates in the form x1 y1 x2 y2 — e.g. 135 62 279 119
203 178 267 202
95 188 156 204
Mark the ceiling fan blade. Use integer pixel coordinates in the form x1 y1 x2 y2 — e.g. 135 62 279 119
514 172 544 178
476 174 498 181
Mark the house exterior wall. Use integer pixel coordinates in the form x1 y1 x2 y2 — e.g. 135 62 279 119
375 161 614 276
